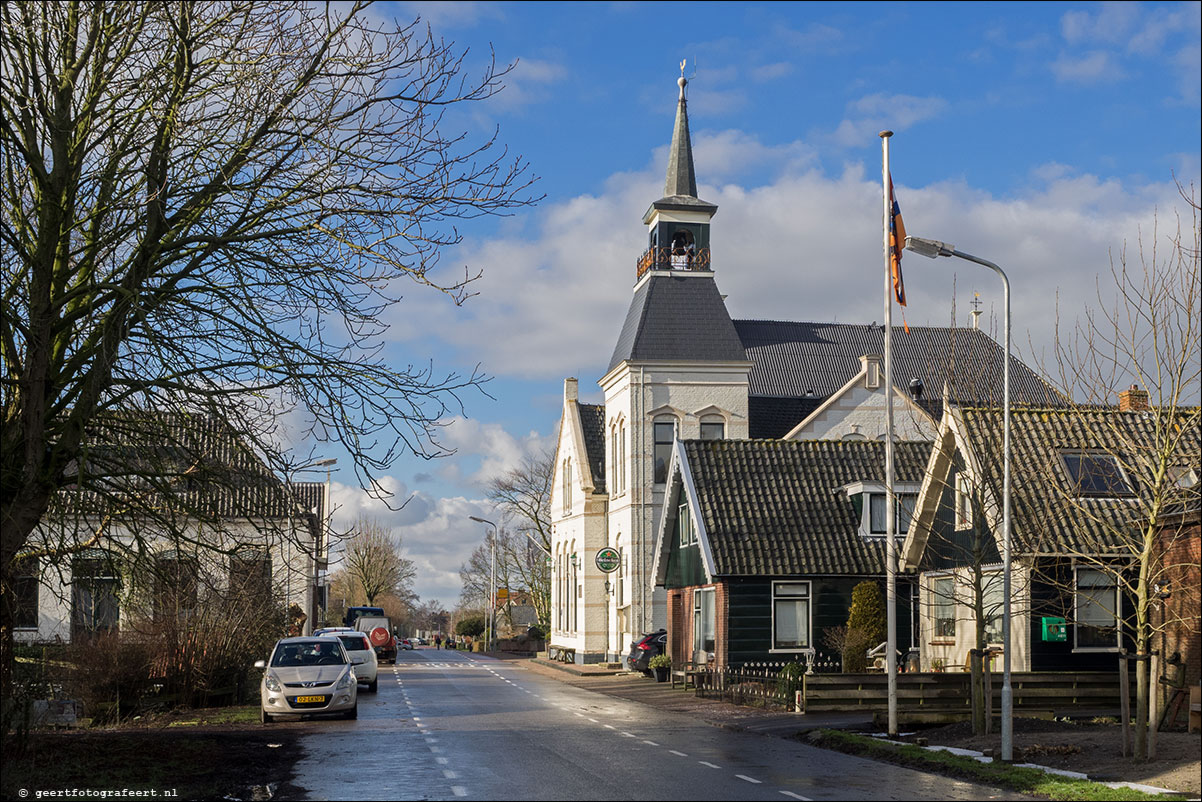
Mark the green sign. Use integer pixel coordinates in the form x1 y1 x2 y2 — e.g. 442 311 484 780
595 547 621 573
1041 616 1067 642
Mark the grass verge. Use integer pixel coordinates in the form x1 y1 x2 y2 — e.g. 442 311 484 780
806 729 1182 801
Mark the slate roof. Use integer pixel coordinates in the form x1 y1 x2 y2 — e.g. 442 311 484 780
607 274 748 373
747 396 825 439
735 320 1064 408
681 439 930 576
577 402 607 494
958 407 1201 555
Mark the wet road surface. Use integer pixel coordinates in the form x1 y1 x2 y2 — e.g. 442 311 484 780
291 649 1023 801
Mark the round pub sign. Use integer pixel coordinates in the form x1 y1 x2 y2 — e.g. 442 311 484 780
595 547 621 573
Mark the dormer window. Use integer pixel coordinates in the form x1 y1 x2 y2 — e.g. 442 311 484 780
1060 452 1134 497
841 481 920 538
700 419 724 440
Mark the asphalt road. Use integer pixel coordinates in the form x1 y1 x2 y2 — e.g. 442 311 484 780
291 649 1020 801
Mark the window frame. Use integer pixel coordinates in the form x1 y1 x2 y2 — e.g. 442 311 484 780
11 556 39 630
678 501 697 547
770 580 812 653
692 587 716 657
931 575 956 642
653 418 676 485
1060 451 1136 498
954 473 974 531
71 553 122 638
1073 565 1122 652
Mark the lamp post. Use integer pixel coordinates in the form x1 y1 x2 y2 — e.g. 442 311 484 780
469 516 498 653
904 235 1013 762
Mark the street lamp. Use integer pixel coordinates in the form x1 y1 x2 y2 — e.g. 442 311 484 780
904 235 1013 762
469 516 498 653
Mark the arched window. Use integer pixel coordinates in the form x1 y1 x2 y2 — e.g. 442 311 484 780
618 420 627 493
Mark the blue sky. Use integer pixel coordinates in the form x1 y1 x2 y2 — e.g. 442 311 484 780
315 1 1201 607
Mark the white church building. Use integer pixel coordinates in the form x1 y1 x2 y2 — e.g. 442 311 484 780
548 74 1058 664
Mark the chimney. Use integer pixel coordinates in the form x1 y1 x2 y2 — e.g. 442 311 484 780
564 377 578 403
1119 384 1148 412
970 308 982 329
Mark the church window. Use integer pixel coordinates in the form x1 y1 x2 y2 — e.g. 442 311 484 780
562 458 573 515
654 419 676 484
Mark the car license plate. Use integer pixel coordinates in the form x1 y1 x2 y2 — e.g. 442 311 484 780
294 695 326 704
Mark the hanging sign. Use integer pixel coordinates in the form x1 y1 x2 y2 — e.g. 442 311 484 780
595 547 621 573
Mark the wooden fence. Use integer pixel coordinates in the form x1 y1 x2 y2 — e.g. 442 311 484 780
692 664 1135 717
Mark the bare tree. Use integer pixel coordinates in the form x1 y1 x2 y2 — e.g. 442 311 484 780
1037 184 1201 760
485 449 553 623
341 516 416 607
0 1 537 695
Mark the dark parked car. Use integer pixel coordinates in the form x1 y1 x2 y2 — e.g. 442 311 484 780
626 629 667 675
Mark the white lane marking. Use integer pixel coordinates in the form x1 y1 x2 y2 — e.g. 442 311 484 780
642 740 659 746
573 712 584 717
603 724 616 730
435 757 448 765
425 738 438 743
780 793 812 801
451 788 467 798
619 731 636 738
429 746 443 753
736 775 762 784
669 750 688 757
443 770 458 779
587 718 598 723
698 761 721 769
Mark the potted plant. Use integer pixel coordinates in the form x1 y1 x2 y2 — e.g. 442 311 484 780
649 654 672 683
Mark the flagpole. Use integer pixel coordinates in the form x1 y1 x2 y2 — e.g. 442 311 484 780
880 130 898 738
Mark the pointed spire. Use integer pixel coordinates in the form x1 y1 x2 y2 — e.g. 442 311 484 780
664 67 698 199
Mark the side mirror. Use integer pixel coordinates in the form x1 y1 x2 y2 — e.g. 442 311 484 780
253 660 266 669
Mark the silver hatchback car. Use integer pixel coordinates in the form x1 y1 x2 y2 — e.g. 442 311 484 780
256 636 358 723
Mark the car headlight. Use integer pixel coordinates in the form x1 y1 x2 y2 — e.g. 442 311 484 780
336 671 354 690
264 673 282 692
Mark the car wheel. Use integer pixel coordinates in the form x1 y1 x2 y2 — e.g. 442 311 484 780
344 703 358 720
368 678 378 694
260 708 273 725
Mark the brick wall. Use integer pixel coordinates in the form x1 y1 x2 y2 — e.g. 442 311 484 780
1158 518 1201 689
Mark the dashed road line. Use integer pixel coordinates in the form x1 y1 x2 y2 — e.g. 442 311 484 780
450 787 467 798
736 775 762 784
642 740 659 746
780 792 812 801
698 761 721 769
669 750 688 757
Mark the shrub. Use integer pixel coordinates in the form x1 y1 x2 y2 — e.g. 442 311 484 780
776 661 805 699
843 581 886 672
648 654 672 669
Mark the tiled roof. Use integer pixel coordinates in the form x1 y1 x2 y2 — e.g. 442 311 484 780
607 274 747 373
735 320 1064 408
959 407 1201 555
577 402 607 494
54 412 322 526
682 439 930 576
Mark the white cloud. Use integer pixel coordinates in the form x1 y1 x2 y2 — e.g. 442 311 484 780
328 478 496 605
395 1 503 29
831 94 948 147
386 135 1193 389
489 57 568 112
436 415 555 486
751 62 794 82
1051 50 1125 85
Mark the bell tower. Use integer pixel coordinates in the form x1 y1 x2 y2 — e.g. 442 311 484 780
637 65 719 279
